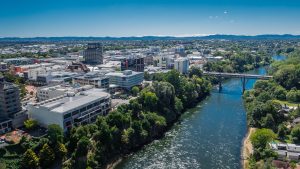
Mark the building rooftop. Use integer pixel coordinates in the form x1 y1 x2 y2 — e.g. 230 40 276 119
106 70 143 77
31 88 110 113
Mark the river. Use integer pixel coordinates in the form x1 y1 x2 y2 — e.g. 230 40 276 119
116 56 284 169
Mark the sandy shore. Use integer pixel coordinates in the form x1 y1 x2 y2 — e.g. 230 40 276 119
106 158 123 169
242 127 256 169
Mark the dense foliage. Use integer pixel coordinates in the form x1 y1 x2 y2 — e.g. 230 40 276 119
62 69 211 168
244 49 300 167
203 51 271 73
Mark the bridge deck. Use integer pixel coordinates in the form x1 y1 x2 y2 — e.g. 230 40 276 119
203 72 273 79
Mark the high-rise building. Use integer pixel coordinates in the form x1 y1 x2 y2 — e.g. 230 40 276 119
174 57 189 74
83 43 103 65
0 76 24 134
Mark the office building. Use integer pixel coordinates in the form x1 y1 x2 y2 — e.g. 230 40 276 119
174 57 189 74
0 76 26 134
121 56 144 72
106 70 144 90
73 72 109 88
83 43 103 65
67 62 90 73
0 62 8 72
37 84 94 102
28 88 111 132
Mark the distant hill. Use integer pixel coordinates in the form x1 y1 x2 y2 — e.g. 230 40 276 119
1 34 300 42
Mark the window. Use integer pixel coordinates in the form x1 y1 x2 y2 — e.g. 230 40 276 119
93 102 98 107
72 110 79 116
87 104 93 109
80 107 87 112
63 113 71 119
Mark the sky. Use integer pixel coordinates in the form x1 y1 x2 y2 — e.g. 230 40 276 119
1 0 300 37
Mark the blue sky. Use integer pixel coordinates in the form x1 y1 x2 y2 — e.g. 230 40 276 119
1 0 300 37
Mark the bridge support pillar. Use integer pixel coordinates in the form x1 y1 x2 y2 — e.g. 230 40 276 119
218 76 222 92
241 77 246 93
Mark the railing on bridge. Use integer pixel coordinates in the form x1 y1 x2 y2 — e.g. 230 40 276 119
203 71 273 93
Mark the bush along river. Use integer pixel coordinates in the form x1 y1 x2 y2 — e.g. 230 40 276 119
116 56 284 169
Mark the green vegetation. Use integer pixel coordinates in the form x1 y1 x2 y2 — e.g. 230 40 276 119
131 86 140 96
61 69 211 168
24 119 38 130
203 51 271 73
0 69 211 169
244 49 300 168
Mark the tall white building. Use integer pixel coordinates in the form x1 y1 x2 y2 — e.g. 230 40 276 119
28 88 111 132
174 57 189 74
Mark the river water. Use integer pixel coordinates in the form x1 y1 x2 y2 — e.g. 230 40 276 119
116 57 284 169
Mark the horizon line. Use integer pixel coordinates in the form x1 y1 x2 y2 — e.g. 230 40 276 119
1 33 300 39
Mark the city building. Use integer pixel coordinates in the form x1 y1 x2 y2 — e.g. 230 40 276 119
0 76 26 134
153 54 175 69
37 84 94 102
66 62 90 73
36 71 79 86
83 43 103 65
120 56 145 72
270 142 300 161
174 57 189 74
73 72 109 88
0 62 8 72
106 70 144 90
28 88 111 132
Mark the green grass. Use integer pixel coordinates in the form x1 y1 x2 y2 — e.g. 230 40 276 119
273 99 300 107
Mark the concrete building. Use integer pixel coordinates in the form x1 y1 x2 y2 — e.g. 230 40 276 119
73 72 109 88
0 76 26 134
106 70 144 90
36 71 79 86
174 57 189 74
37 84 94 102
83 43 103 65
0 62 8 72
120 56 145 72
28 88 111 132
67 62 90 73
270 142 300 161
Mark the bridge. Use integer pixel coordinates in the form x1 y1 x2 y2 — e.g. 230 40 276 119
203 71 273 93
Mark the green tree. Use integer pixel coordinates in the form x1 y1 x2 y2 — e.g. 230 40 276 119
250 128 276 149
39 143 55 168
56 143 68 159
48 124 63 145
76 136 90 157
24 119 38 130
131 86 140 96
21 149 39 169
277 124 288 139
189 66 203 78
291 124 300 141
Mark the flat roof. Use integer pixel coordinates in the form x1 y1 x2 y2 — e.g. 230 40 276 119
34 88 110 113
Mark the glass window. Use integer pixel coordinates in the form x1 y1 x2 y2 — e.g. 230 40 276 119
64 113 71 119
72 110 79 116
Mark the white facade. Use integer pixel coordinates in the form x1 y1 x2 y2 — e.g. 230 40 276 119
174 57 189 74
28 88 111 132
106 70 144 89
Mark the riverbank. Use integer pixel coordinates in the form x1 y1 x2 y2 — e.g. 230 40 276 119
242 127 256 169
